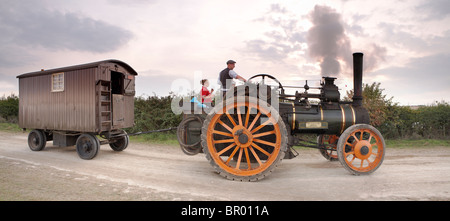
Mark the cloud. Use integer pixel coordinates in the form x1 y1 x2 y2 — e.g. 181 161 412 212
0 0 133 66
373 53 450 104
364 44 387 72
244 4 306 63
417 0 450 20
107 0 157 6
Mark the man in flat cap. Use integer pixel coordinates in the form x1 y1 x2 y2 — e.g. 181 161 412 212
218 60 247 97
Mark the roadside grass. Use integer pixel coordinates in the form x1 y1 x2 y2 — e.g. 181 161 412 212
0 123 22 133
1 123 448 148
385 139 450 148
128 132 179 146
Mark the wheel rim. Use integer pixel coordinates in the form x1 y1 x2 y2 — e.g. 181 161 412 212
319 135 339 160
79 137 93 154
341 128 384 172
206 100 282 177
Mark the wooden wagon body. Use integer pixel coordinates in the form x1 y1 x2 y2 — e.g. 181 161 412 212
17 60 138 159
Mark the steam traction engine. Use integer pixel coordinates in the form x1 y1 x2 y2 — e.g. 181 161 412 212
177 53 385 181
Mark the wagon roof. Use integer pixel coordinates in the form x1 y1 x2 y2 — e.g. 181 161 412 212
17 59 138 78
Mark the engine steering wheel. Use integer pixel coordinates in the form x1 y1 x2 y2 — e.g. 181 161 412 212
248 74 284 91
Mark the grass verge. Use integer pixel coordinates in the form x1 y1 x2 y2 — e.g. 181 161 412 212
128 132 179 146
0 123 22 133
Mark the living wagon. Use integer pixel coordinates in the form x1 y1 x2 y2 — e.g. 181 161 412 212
16 60 137 159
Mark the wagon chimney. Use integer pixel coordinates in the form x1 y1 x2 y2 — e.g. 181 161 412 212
352 52 363 107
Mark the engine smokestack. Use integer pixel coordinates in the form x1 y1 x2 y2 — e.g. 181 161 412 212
352 52 363 107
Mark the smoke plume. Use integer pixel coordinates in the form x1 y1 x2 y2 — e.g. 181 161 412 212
306 5 352 76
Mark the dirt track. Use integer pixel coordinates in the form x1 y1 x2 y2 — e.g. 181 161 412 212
1 131 450 201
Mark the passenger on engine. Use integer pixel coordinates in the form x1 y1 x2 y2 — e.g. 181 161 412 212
200 79 214 105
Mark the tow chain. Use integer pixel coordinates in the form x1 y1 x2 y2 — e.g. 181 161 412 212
113 127 178 137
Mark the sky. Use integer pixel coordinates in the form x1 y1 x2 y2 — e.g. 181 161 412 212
1 0 449 105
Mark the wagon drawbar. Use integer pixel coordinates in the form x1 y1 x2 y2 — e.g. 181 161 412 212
17 60 137 159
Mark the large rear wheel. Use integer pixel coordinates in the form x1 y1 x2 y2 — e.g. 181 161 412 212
201 97 288 181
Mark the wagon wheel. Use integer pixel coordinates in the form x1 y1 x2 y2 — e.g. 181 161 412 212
337 124 385 175
28 129 47 151
76 133 100 160
317 134 339 161
109 131 129 151
201 96 288 181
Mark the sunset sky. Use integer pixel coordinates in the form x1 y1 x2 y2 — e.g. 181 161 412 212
1 0 449 105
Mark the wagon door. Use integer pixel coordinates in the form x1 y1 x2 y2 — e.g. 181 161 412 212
111 71 135 129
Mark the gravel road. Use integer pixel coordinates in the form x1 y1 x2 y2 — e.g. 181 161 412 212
1 131 449 201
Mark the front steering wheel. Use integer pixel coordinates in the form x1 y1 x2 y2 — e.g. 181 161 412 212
248 74 284 91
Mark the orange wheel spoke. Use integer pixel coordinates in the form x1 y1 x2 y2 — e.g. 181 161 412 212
214 139 234 144
346 142 354 147
244 147 251 169
225 145 240 165
217 119 233 132
349 155 356 164
344 151 355 157
236 148 243 169
217 143 236 156
226 112 237 127
247 112 261 131
213 130 233 137
251 143 271 157
237 106 243 126
253 138 276 147
250 120 271 133
244 106 250 127
249 146 262 166
253 130 275 138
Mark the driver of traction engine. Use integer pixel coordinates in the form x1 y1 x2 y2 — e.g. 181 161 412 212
217 60 247 97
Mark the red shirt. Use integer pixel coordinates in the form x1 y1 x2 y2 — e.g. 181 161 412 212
201 86 212 103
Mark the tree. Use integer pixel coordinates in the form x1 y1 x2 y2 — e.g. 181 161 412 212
344 82 396 127
0 94 19 123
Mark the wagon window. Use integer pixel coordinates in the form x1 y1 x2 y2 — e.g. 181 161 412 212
51 72 64 92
